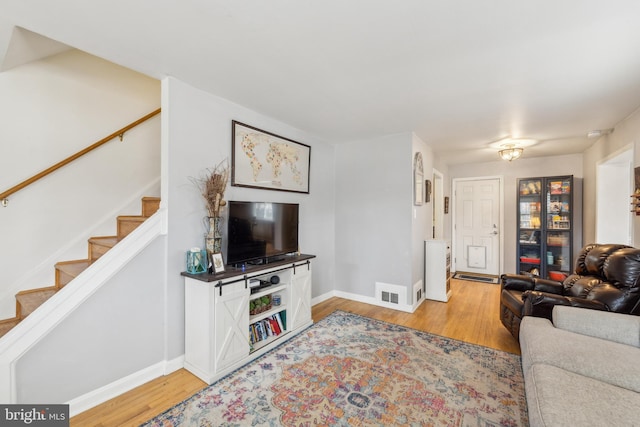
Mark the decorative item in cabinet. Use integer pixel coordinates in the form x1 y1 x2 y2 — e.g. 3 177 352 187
519 230 539 244
249 294 272 315
631 193 640 216
547 233 569 246
519 180 541 195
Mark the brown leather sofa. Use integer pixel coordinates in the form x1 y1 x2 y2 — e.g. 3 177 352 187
500 243 640 338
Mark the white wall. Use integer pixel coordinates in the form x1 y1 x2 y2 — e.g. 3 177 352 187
163 77 336 359
14 238 166 403
596 150 633 245
449 154 583 273
0 50 160 318
412 134 434 298
584 107 640 246
334 133 413 303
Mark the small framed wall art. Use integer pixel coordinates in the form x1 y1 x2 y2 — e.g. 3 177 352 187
414 152 424 206
231 121 311 193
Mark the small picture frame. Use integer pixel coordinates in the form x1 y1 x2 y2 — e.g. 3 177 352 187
444 196 449 214
413 153 424 206
211 253 225 274
425 179 432 202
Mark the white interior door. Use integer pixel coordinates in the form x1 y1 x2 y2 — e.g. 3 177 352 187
454 178 501 275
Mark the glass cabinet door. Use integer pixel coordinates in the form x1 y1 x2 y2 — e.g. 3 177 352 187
517 179 542 275
545 178 572 278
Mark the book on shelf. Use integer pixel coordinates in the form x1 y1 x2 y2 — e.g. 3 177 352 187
250 313 287 344
270 318 281 335
265 319 274 336
274 311 285 331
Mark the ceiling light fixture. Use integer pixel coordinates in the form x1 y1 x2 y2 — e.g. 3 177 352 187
498 144 523 161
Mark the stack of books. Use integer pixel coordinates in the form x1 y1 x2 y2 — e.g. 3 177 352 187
249 311 286 345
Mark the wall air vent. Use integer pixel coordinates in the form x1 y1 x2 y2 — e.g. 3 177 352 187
381 291 399 304
413 280 424 306
376 282 408 311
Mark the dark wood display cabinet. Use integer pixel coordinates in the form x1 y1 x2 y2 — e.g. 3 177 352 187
517 176 575 280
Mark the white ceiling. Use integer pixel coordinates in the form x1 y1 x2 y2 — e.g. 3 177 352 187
3 0 640 165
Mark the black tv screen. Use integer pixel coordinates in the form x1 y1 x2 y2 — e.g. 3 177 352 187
227 201 299 265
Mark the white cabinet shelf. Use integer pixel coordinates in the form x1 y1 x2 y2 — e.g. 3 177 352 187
183 255 314 384
251 330 290 352
251 283 287 300
249 305 287 324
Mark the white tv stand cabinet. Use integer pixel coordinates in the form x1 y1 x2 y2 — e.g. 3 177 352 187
182 254 314 384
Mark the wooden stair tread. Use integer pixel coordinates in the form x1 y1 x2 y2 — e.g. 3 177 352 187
88 236 119 261
16 288 57 318
89 236 119 245
55 259 92 274
55 259 92 287
117 215 148 239
0 318 20 338
118 215 148 220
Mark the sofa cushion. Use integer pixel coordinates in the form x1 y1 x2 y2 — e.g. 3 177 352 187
525 364 640 427
553 305 640 347
520 316 640 393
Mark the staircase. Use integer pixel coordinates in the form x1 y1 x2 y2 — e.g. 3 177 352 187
0 196 160 339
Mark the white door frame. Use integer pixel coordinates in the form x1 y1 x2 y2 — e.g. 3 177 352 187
433 168 444 239
451 175 504 275
595 144 634 245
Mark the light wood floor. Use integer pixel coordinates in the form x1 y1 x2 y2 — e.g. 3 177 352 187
70 278 518 426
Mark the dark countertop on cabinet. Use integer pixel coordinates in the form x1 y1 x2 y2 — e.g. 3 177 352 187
181 254 316 283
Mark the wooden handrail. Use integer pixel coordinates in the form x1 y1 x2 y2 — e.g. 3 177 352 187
0 108 161 203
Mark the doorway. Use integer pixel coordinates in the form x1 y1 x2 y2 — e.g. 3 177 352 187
596 146 633 245
452 177 503 276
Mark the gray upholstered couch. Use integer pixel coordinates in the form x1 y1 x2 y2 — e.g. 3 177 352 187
519 305 640 426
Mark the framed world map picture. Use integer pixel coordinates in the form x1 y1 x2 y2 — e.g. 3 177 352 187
231 121 311 193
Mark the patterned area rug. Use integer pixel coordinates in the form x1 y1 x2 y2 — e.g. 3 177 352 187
143 311 527 426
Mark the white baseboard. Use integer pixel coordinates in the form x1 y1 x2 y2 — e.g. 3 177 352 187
311 291 335 306
67 355 184 417
313 289 416 313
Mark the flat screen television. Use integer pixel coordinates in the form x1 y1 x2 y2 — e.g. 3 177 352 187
227 201 299 265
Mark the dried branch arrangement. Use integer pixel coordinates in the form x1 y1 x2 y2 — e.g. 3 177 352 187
191 159 229 217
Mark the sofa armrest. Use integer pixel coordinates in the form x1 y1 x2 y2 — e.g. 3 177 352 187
552 305 640 347
531 278 564 294
501 274 537 292
522 291 607 320
501 274 564 294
